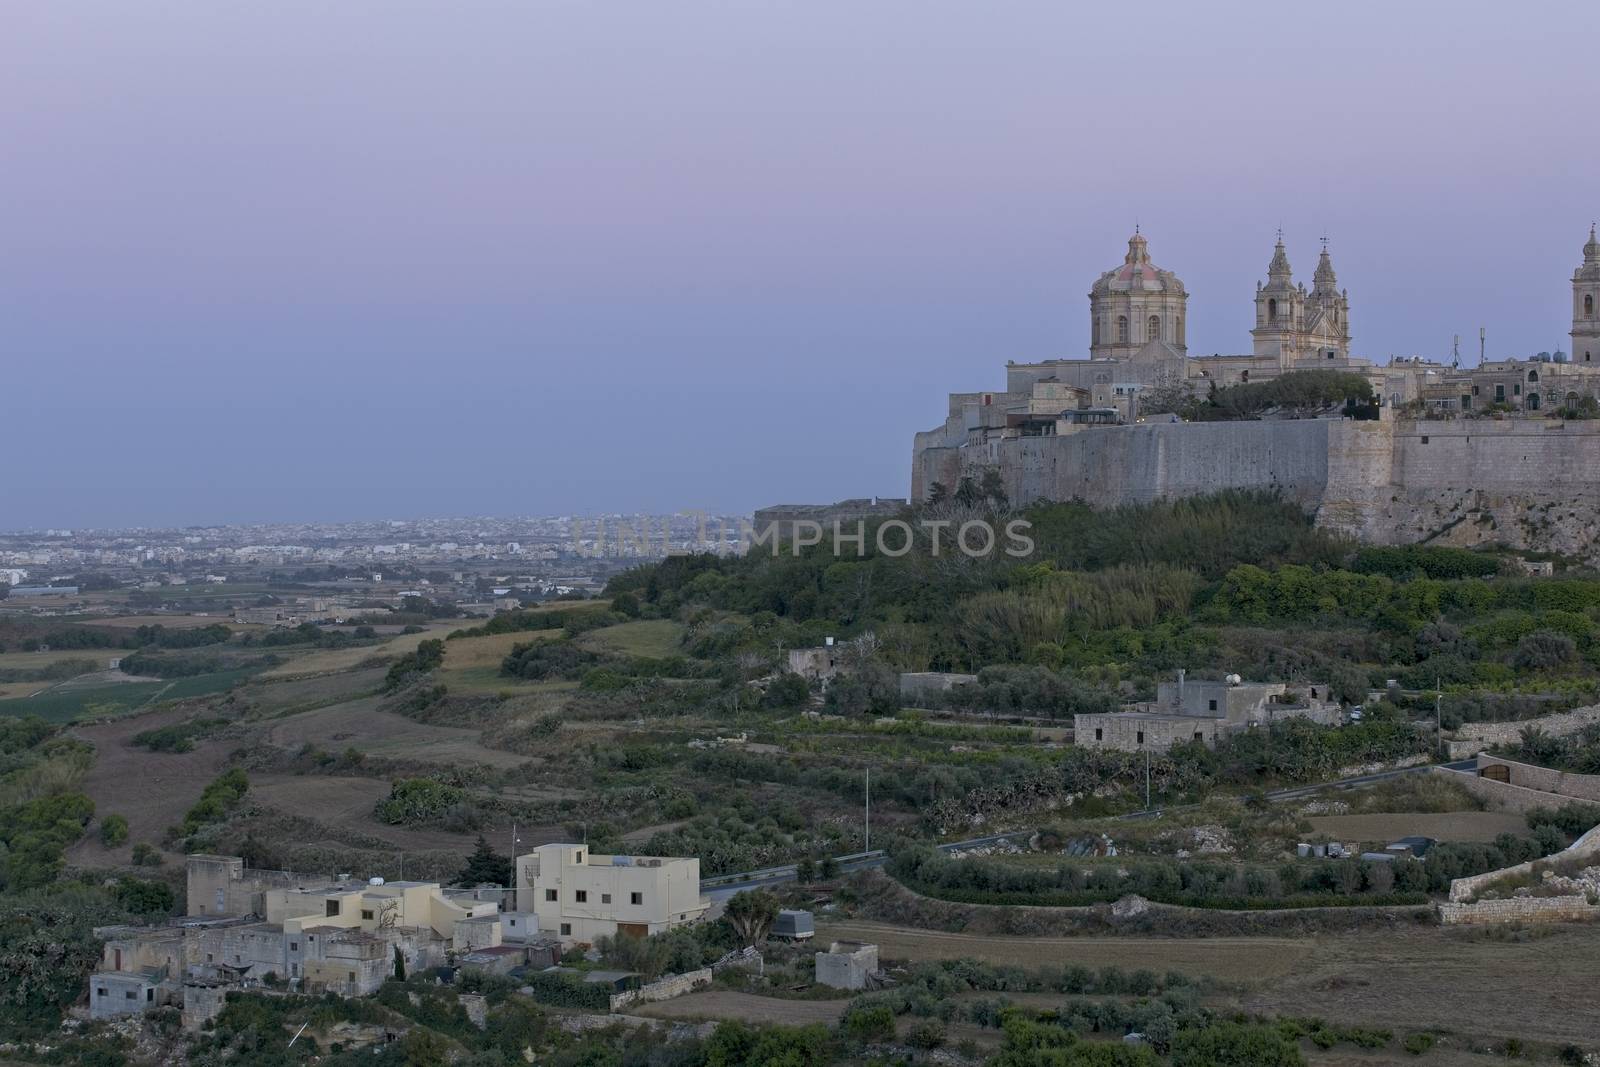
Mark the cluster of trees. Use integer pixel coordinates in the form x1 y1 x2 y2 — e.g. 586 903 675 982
1195 369 1376 421
383 638 445 690
373 777 473 828
179 769 249 837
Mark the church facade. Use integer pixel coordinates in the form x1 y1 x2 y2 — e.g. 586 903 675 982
914 225 1600 473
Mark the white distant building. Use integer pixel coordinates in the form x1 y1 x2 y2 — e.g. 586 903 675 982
515 843 709 944
0 569 28 586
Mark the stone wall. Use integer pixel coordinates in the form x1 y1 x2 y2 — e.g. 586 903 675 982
1444 704 1600 760
1432 766 1583 815
1446 817 1600 903
608 968 712 1012
1475 755 1600 803
912 416 1600 562
1437 894 1597 925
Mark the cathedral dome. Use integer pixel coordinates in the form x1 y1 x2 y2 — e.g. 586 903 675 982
1092 233 1185 294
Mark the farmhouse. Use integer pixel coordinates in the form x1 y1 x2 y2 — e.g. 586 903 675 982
1075 672 1341 753
516 842 709 944
89 855 508 1027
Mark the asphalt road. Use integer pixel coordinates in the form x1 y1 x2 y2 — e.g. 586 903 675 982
699 758 1481 899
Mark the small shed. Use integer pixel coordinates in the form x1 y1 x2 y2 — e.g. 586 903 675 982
772 909 815 941
1385 836 1436 859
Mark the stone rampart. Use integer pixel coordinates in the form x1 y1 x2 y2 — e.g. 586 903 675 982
913 416 1600 562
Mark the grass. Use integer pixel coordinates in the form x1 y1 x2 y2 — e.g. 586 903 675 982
576 619 686 658
0 681 168 722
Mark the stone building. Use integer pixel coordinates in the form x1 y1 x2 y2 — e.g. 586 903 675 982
1075 673 1341 754
1089 231 1188 361
516 842 709 944
1573 225 1600 366
90 855 507 1028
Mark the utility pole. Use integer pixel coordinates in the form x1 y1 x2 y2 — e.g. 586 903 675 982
1436 677 1443 753
1144 747 1151 811
864 768 871 853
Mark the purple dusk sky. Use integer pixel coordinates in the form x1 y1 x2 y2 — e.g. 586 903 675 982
2 2 1596 528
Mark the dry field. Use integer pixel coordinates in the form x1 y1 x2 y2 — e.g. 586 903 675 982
817 920 1313 981
65 706 234 866
258 625 455 680
821 918 1600 1047
442 630 560 671
0 681 45 700
0 648 120 671
1306 811 1529 843
246 774 539 856
636 991 849 1026
264 695 527 768
88 614 247 630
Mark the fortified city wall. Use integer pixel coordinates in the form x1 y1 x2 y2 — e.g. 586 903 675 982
911 416 1600 562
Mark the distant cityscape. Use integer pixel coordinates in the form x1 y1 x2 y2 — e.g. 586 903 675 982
0 513 750 617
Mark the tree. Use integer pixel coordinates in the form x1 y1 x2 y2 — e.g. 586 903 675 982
456 834 513 887
115 877 175 916
926 481 950 506
393 944 406 980
723 889 779 946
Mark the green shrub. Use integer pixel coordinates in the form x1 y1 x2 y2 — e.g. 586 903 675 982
99 814 129 847
1404 1032 1436 1055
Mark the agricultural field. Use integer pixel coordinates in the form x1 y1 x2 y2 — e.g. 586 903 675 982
257 623 456 679
576 619 687 658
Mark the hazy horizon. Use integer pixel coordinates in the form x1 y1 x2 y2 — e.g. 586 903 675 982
4 2 1597 528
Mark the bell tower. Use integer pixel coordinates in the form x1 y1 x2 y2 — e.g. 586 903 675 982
1251 233 1305 367
1573 224 1600 366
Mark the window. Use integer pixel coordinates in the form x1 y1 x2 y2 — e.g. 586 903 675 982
361 910 374 920
575 850 584 863
1136 731 1144 745
147 988 154 1002
1588 294 1595 317
215 889 225 911
1147 315 1160 342
1496 384 1505 399
560 923 572 936
125 990 137 1000
97 988 108 998
1176 317 1184 344
290 942 298 952
575 890 588 903
326 900 340 917
1094 728 1103 741
1326 351 1335 359
1529 370 1540 382
1116 316 1128 343
545 889 558 902
630 892 643 906
1472 385 1479 395
1514 383 1521 396
1092 318 1100 345
1194 732 1204 741
602 893 612 904
1268 298 1278 322
1421 435 1430 444
1208 698 1217 711
206 953 214 963
1530 393 1541 410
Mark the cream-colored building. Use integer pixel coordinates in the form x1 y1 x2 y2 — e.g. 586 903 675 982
516 843 709 944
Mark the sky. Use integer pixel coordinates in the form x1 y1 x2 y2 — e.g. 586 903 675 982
3 1 1598 528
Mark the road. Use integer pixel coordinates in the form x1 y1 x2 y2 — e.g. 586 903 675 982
699 757 1481 899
